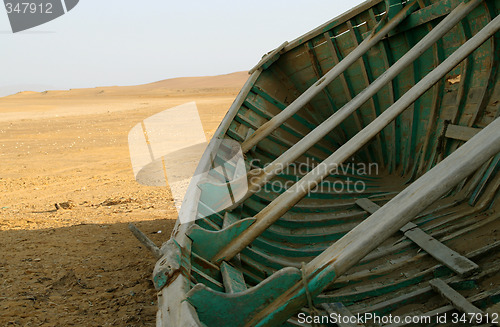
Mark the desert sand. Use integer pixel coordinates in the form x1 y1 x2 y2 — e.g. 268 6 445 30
0 71 248 326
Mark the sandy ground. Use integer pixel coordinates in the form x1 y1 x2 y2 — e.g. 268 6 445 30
0 72 248 326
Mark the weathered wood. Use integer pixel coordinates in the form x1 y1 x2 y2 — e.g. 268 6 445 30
248 109 500 325
241 1 419 153
355 198 479 277
187 267 302 327
192 265 224 291
321 303 364 327
284 0 382 52
155 70 262 327
248 41 288 74
222 0 478 213
220 261 247 293
404 227 479 277
355 257 500 317
213 1 492 265
156 0 500 325
355 198 380 215
389 0 459 37
381 287 500 327
223 212 239 229
128 223 162 259
429 278 484 315
445 124 481 141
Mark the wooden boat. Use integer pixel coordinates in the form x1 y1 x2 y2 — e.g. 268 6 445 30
147 0 500 325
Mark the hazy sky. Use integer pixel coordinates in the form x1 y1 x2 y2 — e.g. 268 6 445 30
0 0 365 95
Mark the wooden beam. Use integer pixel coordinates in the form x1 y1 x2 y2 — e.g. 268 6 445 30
404 227 479 276
355 198 479 277
222 212 244 270
445 124 482 141
284 0 382 52
355 198 380 215
429 278 484 315
128 223 162 259
249 41 288 74
220 262 247 294
223 212 239 229
238 112 500 326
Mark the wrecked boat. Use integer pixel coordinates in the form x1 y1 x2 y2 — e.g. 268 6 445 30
149 0 500 325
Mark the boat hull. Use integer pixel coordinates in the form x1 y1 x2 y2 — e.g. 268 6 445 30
155 0 500 325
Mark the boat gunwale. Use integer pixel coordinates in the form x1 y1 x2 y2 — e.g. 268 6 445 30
282 0 383 53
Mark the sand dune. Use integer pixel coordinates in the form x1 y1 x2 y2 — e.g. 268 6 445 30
0 71 248 122
142 71 249 90
4 71 248 99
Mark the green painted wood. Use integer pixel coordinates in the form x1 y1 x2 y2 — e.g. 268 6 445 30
429 278 484 315
319 244 500 306
191 265 224 292
322 31 368 161
192 252 220 280
348 19 385 165
356 198 480 277
223 212 239 229
160 0 500 325
188 218 255 260
445 124 482 141
353 256 500 316
187 267 302 327
391 0 456 35
305 41 339 117
469 153 500 206
221 261 247 293
249 41 288 74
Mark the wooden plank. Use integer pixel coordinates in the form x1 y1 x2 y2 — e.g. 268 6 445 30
323 31 365 145
220 261 247 294
251 114 500 326
357 261 500 319
241 2 418 155
445 124 481 141
429 278 484 315
223 212 239 229
355 198 380 214
305 42 338 117
346 20 383 164
389 0 456 36
191 265 224 291
249 41 288 74
284 0 382 52
321 302 364 327
404 228 479 276
382 288 500 326
355 198 480 277
128 223 162 259
220 212 247 293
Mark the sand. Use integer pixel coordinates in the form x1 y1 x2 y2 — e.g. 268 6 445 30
0 71 248 326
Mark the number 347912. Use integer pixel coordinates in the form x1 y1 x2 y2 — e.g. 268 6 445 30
5 2 53 14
